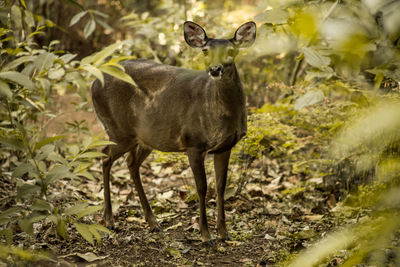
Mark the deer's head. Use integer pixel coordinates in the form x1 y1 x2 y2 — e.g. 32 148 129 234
184 21 256 79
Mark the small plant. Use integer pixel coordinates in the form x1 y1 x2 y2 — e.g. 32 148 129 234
0 1 141 254
0 133 113 245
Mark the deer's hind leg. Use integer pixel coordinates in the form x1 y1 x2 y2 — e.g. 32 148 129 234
102 144 128 228
127 145 160 231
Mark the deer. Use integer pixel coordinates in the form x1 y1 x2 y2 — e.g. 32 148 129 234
91 21 256 244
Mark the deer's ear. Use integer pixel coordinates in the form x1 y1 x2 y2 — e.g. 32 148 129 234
184 21 208 48
232 22 256 48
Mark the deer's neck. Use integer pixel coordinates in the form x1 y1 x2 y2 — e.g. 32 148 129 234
206 64 245 116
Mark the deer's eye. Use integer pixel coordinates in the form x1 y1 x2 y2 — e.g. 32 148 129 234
202 49 209 56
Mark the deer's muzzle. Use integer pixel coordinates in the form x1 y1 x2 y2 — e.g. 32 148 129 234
208 64 224 79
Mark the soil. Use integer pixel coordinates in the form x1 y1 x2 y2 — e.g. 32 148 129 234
9 154 334 267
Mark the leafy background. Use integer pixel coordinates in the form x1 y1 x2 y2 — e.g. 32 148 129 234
0 0 400 266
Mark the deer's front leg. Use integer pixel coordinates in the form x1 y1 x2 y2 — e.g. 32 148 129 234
187 148 211 243
214 150 231 240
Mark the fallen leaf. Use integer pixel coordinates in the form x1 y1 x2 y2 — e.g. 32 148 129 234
264 233 276 240
60 252 109 263
126 216 145 223
304 214 324 221
158 190 174 200
165 222 183 231
225 240 242 246
167 247 182 259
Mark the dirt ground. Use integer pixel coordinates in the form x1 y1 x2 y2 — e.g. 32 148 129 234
27 155 332 266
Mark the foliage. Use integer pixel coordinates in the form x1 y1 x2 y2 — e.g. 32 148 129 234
0 0 400 265
232 83 360 178
69 9 111 39
254 0 400 87
0 244 53 265
0 0 140 256
283 97 400 265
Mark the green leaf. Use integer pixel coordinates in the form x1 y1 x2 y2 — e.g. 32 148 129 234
0 207 21 218
95 18 113 31
45 165 74 185
2 55 35 71
120 12 138 21
76 171 96 181
0 80 12 99
104 56 134 66
19 0 27 9
45 19 55 27
80 64 104 86
168 247 182 259
301 47 330 68
17 184 41 199
0 71 34 89
24 10 35 28
76 205 102 220
99 65 137 87
68 144 80 157
92 10 108 18
34 135 64 151
291 11 318 40
83 19 96 39
74 162 92 173
29 30 45 38
88 140 116 148
64 203 88 216
88 225 101 244
12 162 34 178
0 207 21 225
0 228 13 245
254 9 289 24
0 136 26 151
48 214 58 224
69 11 87 26
29 214 47 223
18 218 33 235
38 144 56 159
77 151 106 159
89 223 112 234
48 67 65 79
11 5 22 29
47 152 68 165
75 223 94 245
81 41 128 66
34 52 57 72
87 224 112 245
57 219 67 239
49 38 60 46
32 199 52 212
59 53 77 64
294 90 324 110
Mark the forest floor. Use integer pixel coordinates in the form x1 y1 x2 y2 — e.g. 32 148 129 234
4 153 339 266
1 91 347 266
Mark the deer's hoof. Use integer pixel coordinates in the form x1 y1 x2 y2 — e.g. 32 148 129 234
150 225 162 232
103 218 115 230
201 239 215 247
219 236 230 242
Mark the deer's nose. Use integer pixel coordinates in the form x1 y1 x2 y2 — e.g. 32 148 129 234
208 65 224 77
